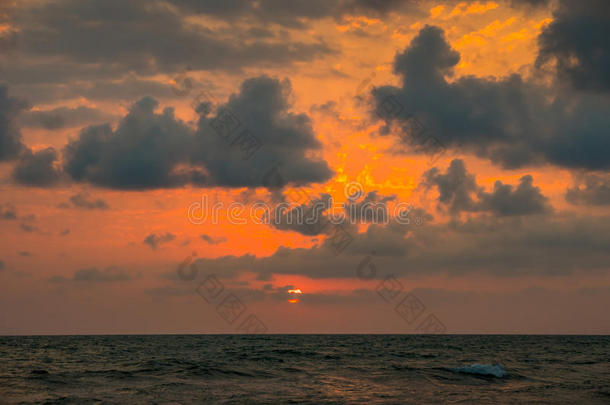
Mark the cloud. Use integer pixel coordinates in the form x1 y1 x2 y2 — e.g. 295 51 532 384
19 106 118 130
143 232 176 250
50 267 130 283
264 189 399 237
477 175 552 216
0 85 27 161
0 260 4 271
200 234 227 244
0 204 17 220
270 193 334 236
11 148 61 187
10 0 333 78
508 0 551 7
566 174 610 205
20 223 36 232
193 75 333 187
536 0 610 92
62 76 332 189
372 25 610 170
423 159 551 216
173 0 420 26
344 191 396 223
62 193 109 210
422 160 478 215
5 74 177 105
181 213 610 280
63 97 198 189
19 214 37 233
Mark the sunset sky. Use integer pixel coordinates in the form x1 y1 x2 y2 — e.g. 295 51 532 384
1 0 609 334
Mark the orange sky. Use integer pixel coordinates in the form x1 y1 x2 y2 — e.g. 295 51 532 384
1 0 609 334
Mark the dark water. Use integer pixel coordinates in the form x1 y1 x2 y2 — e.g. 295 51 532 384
0 335 609 404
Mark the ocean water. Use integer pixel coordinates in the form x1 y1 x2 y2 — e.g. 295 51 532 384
0 335 608 404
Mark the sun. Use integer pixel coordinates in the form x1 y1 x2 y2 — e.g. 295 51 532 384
287 288 303 303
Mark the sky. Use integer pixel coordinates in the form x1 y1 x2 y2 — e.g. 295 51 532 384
0 0 609 335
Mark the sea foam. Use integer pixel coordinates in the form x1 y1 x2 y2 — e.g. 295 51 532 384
451 363 507 378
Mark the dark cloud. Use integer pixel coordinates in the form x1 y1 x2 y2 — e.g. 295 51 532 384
6 73 177 105
20 223 36 233
62 76 331 189
143 232 176 250
423 159 551 216
200 234 227 244
536 0 610 92
63 97 198 190
266 189 399 237
63 193 109 210
51 267 130 283
19 106 118 130
0 203 17 220
0 85 27 161
566 174 610 205
174 0 420 26
18 251 31 257
183 213 610 280
193 76 333 187
422 160 477 215
336 0 418 16
3 206 59 234
12 148 61 187
372 25 610 170
477 175 551 216
508 0 551 7
11 0 333 78
0 260 4 270
174 0 336 27
270 194 334 236
344 191 396 223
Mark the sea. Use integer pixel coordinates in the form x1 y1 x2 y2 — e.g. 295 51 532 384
0 335 608 404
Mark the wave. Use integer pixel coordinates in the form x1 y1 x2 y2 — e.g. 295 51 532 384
450 363 507 378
